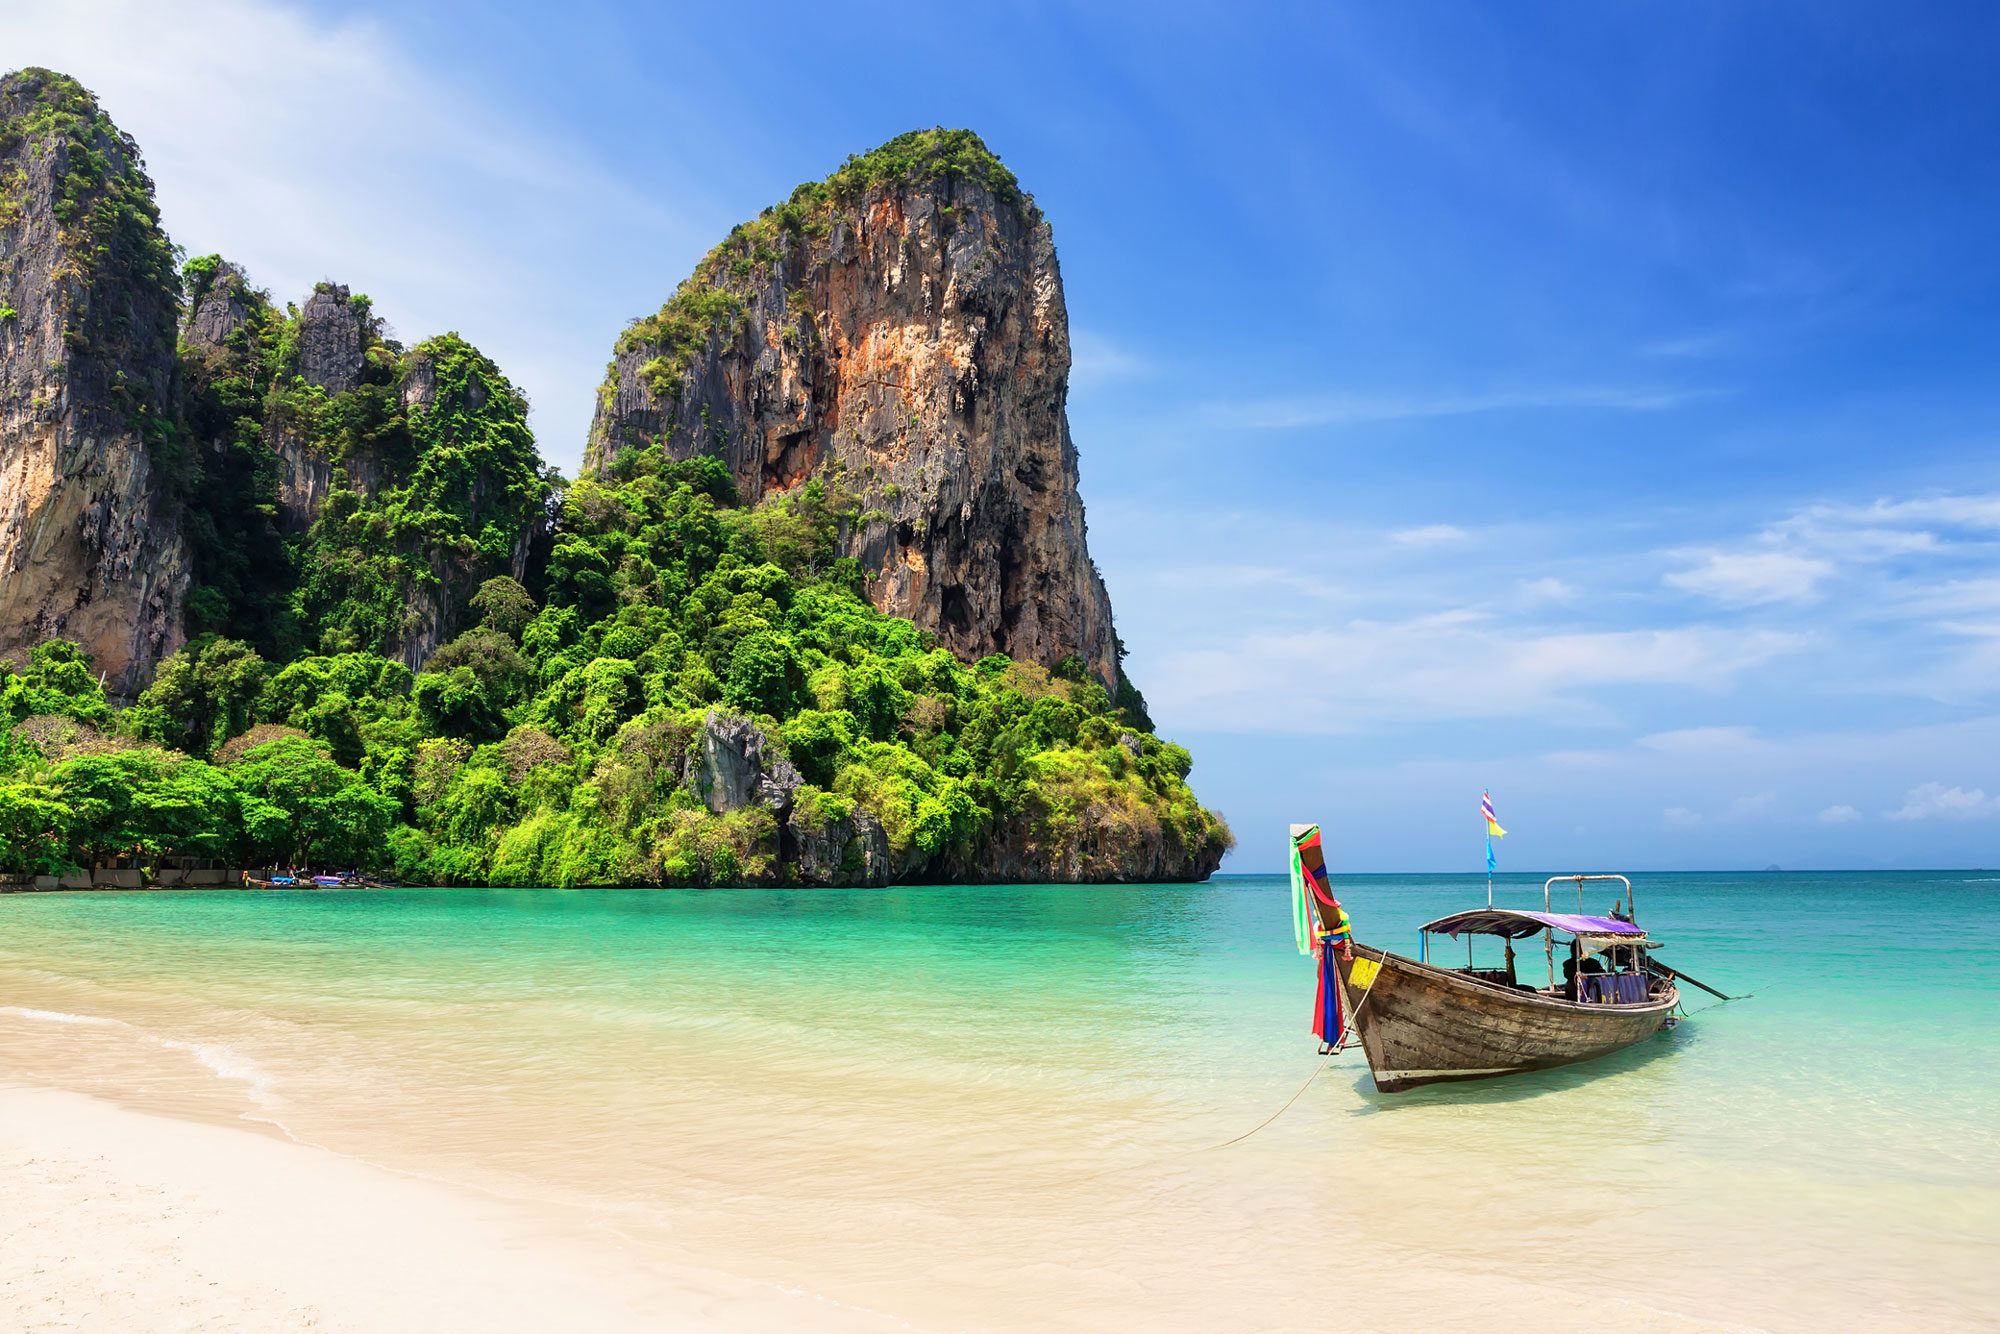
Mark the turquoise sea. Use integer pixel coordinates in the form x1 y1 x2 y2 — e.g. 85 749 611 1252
2 871 1996 1329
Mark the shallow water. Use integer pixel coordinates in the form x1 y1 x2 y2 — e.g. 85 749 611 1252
2 872 1995 1328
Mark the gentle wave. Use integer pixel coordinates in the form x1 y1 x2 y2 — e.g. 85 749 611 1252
2 1004 277 1108
160 1038 280 1108
0 1004 122 1027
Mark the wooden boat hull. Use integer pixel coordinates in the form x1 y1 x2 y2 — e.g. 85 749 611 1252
1335 943 1676 1093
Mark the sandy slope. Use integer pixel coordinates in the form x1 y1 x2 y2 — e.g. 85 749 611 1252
0 1085 887 1333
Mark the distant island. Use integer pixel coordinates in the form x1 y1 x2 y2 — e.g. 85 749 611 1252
0 68 1231 888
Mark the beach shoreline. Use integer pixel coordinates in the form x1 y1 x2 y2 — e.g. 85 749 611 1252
0 1084 893 1333
0 1084 1750 1334
4 878 1993 1331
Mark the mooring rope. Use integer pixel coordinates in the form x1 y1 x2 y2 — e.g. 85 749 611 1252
1200 957 1384 1152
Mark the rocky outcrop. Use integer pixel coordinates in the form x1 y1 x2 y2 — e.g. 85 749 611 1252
953 813 1228 885
690 707 1224 887
383 336 542 670
0 68 188 698
272 282 372 532
788 800 894 887
295 283 366 395
587 130 1119 686
686 710 803 815
182 260 255 350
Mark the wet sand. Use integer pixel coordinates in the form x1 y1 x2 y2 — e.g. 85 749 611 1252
0 1085 897 1332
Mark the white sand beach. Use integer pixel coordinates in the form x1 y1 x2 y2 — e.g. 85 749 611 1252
3 885 1990 1333
0 1086 890 1333
0 1080 1758 1334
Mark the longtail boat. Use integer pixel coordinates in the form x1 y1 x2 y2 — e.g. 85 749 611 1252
1289 824 1681 1093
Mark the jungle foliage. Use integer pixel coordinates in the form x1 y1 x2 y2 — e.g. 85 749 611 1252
0 444 1228 881
0 108 1228 885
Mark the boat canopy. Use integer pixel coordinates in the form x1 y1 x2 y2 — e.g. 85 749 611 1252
1421 908 1647 940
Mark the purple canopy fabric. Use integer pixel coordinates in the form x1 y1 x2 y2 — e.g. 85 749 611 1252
1420 908 1647 940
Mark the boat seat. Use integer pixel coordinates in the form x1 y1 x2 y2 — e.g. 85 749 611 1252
1580 973 1649 1005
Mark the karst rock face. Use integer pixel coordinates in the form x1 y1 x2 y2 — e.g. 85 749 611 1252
0 69 188 698
273 282 372 532
586 130 1120 687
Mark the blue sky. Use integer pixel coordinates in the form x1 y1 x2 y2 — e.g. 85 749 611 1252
19 0 2000 870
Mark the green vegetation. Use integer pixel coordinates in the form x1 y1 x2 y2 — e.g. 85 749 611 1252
0 68 179 385
174 257 552 660
0 449 1229 883
0 91 1228 887
0 69 177 293
292 329 549 657
176 257 297 651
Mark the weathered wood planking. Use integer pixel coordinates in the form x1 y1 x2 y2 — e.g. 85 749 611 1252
1332 944 1677 1093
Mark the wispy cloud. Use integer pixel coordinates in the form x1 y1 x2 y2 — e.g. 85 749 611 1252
1210 384 1708 431
1664 550 1834 607
1884 783 2000 822
12 0 718 473
1818 804 1861 824
1143 616 1802 734
1517 576 1579 605
1390 523 1471 547
1068 330 1149 386
1638 726 1760 754
1641 331 1739 360
1105 482 2000 752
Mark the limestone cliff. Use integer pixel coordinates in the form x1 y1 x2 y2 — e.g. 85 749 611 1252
683 708 1226 887
0 68 187 697
382 335 542 669
174 252 547 670
587 130 1120 688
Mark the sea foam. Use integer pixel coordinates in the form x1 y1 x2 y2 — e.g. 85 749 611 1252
2 1005 278 1108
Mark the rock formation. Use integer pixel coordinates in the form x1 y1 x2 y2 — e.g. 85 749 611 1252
378 335 544 670
0 68 188 698
685 707 1226 887
587 130 1121 687
273 282 374 532
182 259 256 350
175 254 546 670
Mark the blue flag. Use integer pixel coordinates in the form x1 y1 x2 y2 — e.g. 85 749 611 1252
1485 834 1497 873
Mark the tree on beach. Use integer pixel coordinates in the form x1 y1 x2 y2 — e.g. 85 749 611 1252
47 750 237 868
0 780 70 874
226 736 396 868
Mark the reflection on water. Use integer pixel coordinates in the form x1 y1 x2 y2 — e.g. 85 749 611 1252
2 873 1996 1329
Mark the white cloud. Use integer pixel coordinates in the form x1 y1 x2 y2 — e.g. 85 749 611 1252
1884 783 2000 822
1725 791 1776 819
1068 330 1148 386
1799 495 2000 534
1664 550 1833 607
1818 804 1861 824
1638 726 1759 754
10 0 718 474
1649 791 1774 827
1212 384 1703 431
1142 616 1803 733
1517 576 1579 604
1390 523 1470 547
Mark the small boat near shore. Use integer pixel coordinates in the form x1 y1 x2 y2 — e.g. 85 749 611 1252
246 872 386 890
1291 823 1688 1093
